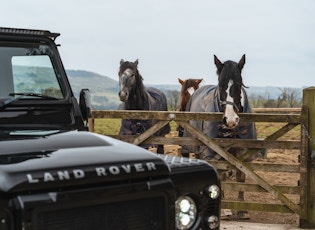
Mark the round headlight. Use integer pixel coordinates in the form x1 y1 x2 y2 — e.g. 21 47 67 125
207 215 219 229
207 184 220 199
175 196 197 230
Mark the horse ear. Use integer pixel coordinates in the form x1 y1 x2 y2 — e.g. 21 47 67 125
120 59 124 65
238 54 246 70
134 59 139 67
178 78 185 85
195 79 203 86
214 55 223 72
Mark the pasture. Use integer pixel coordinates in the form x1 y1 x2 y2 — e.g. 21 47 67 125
93 119 300 140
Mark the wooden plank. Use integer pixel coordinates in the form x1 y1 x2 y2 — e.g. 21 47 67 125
300 87 315 228
264 123 299 140
88 118 94 132
299 105 309 225
221 201 294 213
222 182 300 194
92 110 301 123
253 108 301 114
109 135 301 150
132 120 170 145
213 138 300 149
209 161 300 173
177 120 301 215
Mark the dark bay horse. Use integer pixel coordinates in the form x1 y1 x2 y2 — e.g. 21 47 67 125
181 55 257 218
118 59 170 154
177 78 203 139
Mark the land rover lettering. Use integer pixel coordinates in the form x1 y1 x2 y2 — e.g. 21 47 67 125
26 169 85 183
26 162 158 183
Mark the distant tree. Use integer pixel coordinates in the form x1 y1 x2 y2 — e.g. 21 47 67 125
248 93 265 108
276 95 286 108
166 90 180 111
278 87 301 107
248 87 303 108
263 99 277 108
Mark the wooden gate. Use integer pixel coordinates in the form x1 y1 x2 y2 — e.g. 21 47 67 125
89 87 315 228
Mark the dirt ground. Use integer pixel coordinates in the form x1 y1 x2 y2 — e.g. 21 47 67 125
151 131 302 227
220 220 306 230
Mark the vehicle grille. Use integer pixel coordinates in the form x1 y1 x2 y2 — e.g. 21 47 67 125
36 196 166 230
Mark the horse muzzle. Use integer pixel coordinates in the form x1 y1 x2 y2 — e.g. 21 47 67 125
222 103 240 129
222 115 239 129
118 91 128 102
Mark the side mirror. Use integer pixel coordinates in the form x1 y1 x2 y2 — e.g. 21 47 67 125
79 89 92 121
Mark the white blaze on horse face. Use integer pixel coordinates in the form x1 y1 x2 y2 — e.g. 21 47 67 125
224 80 239 129
187 87 195 96
119 68 134 101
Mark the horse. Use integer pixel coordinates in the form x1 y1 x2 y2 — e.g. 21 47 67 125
177 78 203 140
118 59 171 154
181 54 257 219
178 78 203 112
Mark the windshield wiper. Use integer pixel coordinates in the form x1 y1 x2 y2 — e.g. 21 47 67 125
0 93 58 110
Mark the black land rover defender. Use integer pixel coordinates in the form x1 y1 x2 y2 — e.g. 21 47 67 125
0 27 221 230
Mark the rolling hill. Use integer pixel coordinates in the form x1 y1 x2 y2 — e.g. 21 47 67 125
67 70 121 110
66 70 303 110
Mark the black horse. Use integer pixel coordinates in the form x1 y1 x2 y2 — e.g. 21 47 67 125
118 59 170 154
181 54 257 218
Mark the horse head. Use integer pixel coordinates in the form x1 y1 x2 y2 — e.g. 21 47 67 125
118 59 143 102
214 54 246 129
178 78 203 111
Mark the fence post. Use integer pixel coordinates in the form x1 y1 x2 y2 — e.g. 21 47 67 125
88 118 95 132
301 87 315 228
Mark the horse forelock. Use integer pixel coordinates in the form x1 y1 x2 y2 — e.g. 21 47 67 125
218 61 244 104
119 61 139 76
219 61 243 86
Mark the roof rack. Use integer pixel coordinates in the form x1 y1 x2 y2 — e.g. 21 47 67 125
0 27 60 40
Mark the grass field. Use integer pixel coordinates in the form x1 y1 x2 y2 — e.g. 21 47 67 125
93 118 300 140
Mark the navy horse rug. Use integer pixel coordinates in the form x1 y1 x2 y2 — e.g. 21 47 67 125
119 87 170 136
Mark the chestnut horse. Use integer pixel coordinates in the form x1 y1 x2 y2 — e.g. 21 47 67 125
177 78 203 139
178 78 203 112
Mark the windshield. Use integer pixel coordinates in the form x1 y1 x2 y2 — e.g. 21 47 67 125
0 43 64 99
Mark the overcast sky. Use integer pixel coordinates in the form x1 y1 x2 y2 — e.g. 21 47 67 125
1 0 314 88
